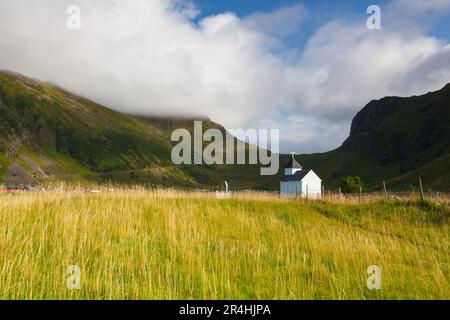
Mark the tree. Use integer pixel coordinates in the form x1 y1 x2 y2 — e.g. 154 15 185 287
340 176 363 194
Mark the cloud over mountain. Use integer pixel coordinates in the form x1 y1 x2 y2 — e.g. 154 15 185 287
0 0 449 153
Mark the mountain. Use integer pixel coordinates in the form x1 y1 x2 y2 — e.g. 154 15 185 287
288 83 450 191
0 70 449 191
0 70 270 189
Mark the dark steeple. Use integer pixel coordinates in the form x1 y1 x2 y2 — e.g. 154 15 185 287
284 154 303 169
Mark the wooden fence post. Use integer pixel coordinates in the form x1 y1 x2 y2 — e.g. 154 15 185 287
321 184 325 202
382 181 387 201
359 186 362 203
419 177 424 203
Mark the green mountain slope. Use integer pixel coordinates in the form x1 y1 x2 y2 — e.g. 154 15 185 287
0 70 448 191
0 70 268 189
291 83 450 191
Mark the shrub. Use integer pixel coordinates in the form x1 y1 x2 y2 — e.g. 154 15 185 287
340 176 363 194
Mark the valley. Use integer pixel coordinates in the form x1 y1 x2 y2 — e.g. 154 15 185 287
0 70 449 191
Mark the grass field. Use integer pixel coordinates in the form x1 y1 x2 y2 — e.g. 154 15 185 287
0 188 448 300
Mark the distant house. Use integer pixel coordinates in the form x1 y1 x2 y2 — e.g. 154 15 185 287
280 156 322 199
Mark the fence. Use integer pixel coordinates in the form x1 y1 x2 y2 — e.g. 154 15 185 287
1 181 449 205
321 191 450 204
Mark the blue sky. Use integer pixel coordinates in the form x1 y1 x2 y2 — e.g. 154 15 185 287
195 0 386 16
194 0 382 49
194 0 450 49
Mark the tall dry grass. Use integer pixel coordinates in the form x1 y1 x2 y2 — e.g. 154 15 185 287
0 188 448 299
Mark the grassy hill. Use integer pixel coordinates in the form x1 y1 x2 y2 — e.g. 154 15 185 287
272 84 450 192
0 70 270 189
0 70 448 191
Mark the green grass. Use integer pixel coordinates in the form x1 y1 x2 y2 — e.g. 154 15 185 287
0 190 448 299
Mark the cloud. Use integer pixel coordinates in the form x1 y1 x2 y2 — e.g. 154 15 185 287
0 0 449 153
389 0 450 13
242 4 308 38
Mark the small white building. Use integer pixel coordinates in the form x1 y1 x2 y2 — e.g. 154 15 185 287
280 156 322 199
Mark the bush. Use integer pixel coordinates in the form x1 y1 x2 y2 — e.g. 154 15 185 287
340 176 363 194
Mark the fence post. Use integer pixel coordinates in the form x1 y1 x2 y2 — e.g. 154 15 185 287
359 186 362 203
382 181 387 201
419 177 424 203
321 184 325 202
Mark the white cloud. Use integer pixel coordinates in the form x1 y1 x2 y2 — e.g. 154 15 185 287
243 4 308 38
0 0 449 153
389 0 450 13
